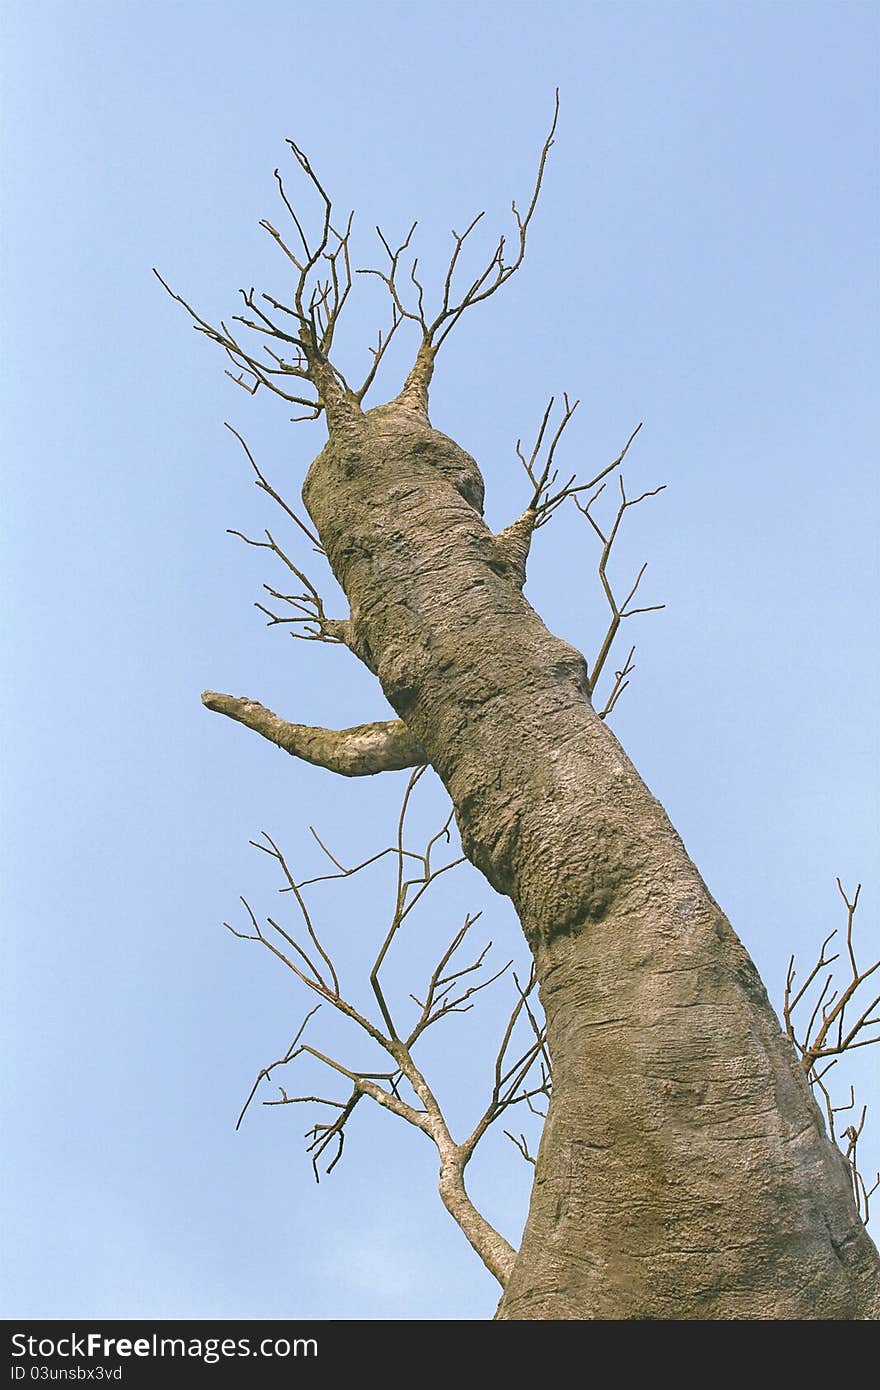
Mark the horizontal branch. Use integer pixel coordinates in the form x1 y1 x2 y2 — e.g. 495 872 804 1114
202 692 426 775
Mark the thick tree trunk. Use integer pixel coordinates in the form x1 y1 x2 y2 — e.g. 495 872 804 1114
301 389 879 1319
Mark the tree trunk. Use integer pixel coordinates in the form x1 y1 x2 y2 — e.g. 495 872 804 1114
296 384 880 1320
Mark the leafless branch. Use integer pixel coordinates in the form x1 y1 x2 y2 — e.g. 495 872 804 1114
504 1130 538 1166
211 417 393 695
225 770 540 1286
513 394 579 527
161 98 567 424
224 423 323 552
227 524 347 646
202 693 425 776
573 466 666 708
841 1107 880 1225
508 391 645 526
785 882 880 1074
155 138 361 421
358 221 425 331
463 967 551 1160
597 645 637 720
783 880 879 1223
427 90 559 350
406 912 514 1047
154 269 328 418
250 831 342 996
366 767 466 1039
359 92 560 408
235 1005 321 1131
355 305 404 403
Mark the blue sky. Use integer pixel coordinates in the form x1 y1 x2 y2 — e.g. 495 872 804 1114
2 0 878 1319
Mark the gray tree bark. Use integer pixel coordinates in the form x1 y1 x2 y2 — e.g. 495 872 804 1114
286 372 879 1320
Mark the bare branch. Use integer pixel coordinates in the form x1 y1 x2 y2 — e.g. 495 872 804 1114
406 913 514 1048
155 136 361 424
354 305 403 404
226 524 348 646
504 1130 538 1166
427 90 560 349
202 692 426 776
224 769 529 1285
369 768 445 1038
494 411 647 593
811 1085 880 1225
525 416 646 533
785 882 879 1074
463 967 551 1160
574 465 666 701
513 393 580 527
357 93 560 413
251 831 341 997
224 423 323 552
357 221 425 327
783 881 879 1224
154 269 326 416
235 1005 321 1131
597 644 637 720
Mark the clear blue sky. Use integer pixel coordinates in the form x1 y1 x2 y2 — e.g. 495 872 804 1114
2 0 877 1320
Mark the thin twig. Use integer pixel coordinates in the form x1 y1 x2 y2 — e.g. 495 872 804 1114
783 881 879 1223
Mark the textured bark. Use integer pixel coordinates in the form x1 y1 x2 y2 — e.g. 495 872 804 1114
294 381 880 1320
201 691 425 774
437 1157 516 1287
345 1058 516 1286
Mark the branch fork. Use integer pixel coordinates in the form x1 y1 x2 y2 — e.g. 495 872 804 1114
783 880 880 1222
227 769 551 1285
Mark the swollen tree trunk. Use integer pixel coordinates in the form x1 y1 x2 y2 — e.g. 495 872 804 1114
170 116 880 1317
299 385 880 1320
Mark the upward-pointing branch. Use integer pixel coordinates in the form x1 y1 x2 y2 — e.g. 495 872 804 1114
202 692 426 776
364 91 560 413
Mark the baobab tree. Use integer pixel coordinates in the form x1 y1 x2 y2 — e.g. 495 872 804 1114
158 99 880 1319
